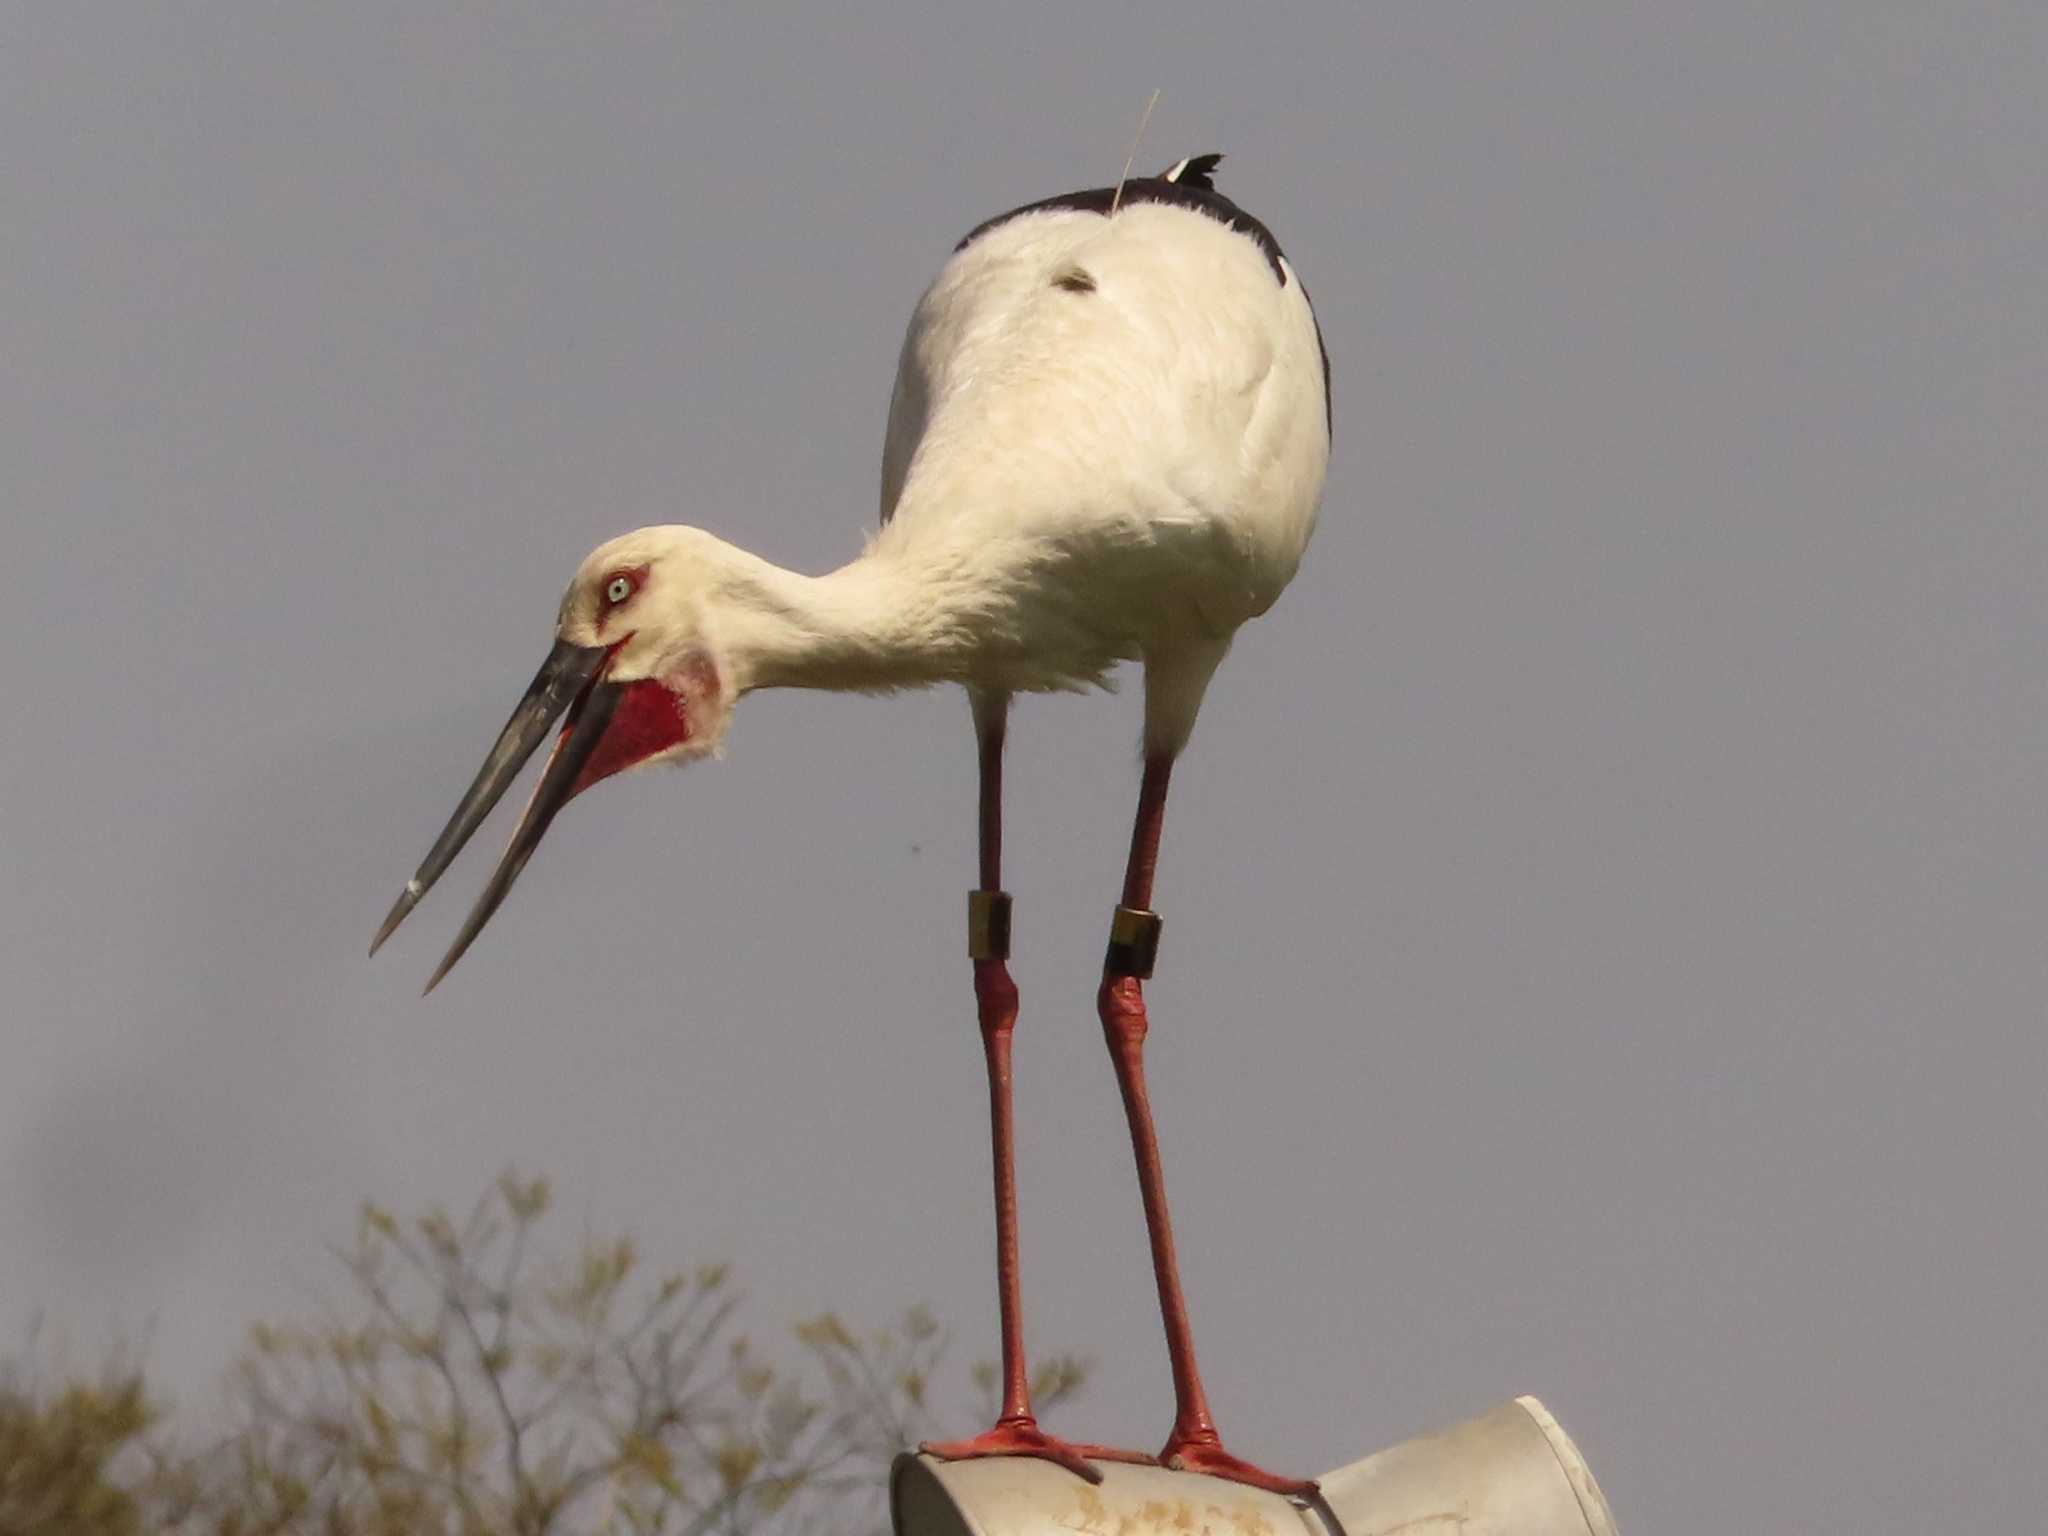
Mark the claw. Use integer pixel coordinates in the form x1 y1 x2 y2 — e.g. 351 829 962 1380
1160 1434 1321 1501
922 1420 1136 1484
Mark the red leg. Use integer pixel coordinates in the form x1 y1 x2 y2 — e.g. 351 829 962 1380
1098 756 1321 1500
923 697 1137 1483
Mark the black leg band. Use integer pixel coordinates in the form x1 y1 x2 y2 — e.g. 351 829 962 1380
1104 905 1162 979
968 890 1013 960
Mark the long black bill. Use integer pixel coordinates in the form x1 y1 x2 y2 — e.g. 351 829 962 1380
420 672 621 994
369 638 610 959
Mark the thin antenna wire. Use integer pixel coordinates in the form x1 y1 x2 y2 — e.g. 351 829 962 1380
1110 89 1163 215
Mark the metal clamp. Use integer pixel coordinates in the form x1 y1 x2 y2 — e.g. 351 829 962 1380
967 890 1013 960
1104 905 1162 978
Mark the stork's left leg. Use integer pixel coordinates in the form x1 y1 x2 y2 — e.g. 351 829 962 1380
922 691 1141 1484
1098 753 1322 1501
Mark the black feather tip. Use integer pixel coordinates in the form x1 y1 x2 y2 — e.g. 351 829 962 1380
1162 153 1224 190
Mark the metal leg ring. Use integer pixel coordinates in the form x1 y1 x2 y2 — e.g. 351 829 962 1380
1104 905 1162 979
968 890 1013 960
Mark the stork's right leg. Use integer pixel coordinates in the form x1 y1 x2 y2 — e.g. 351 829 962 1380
922 693 1133 1483
1095 753 1323 1502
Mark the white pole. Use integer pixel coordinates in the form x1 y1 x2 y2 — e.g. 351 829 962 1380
891 1397 1617 1536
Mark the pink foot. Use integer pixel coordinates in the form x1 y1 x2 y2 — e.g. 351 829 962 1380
923 1420 1156 1485
1160 1433 1321 1500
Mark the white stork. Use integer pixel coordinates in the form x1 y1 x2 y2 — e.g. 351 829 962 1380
373 153 1331 1500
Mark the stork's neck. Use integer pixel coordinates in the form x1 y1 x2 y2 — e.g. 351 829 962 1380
717 545 988 695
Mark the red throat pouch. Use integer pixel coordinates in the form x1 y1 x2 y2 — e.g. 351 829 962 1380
571 679 690 794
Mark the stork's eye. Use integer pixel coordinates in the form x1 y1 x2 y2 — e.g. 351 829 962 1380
605 575 635 605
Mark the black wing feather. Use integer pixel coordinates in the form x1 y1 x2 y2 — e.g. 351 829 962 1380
958 151 1286 283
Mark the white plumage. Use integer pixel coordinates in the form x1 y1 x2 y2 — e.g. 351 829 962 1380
542 164 1327 754
375 154 1331 1501
876 196 1328 745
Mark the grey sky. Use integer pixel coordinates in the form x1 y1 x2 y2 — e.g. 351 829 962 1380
4 5 2044 1531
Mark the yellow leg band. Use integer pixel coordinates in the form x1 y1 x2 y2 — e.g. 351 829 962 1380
968 890 1013 960
1104 905 1162 978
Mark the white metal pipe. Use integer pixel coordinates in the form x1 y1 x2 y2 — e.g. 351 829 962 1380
890 1397 1617 1536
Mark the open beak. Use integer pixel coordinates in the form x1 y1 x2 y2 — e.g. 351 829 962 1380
370 638 620 991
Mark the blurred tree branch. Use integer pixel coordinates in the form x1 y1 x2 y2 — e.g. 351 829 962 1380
0 1329 156 1536
1 1172 1087 1536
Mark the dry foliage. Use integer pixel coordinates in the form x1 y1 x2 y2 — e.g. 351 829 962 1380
3 1173 1087 1536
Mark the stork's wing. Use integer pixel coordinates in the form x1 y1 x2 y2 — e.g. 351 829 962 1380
879 320 928 525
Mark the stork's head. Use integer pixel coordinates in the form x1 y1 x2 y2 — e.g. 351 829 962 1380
371 526 738 990
553 525 740 774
